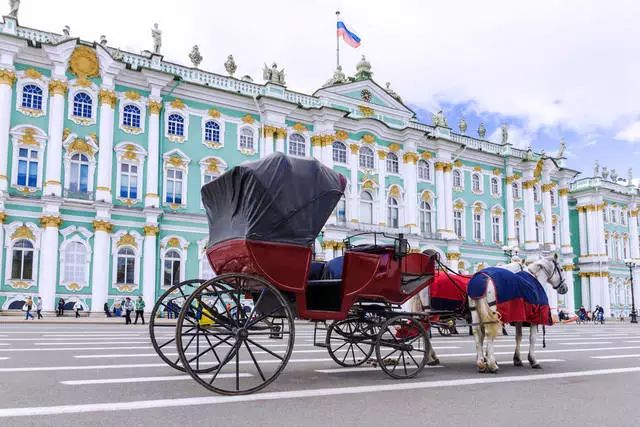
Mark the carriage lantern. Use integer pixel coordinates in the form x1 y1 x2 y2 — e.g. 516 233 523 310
624 259 638 324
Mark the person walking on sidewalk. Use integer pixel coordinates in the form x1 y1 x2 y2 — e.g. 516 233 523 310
36 295 43 319
103 302 111 318
24 296 34 320
57 297 65 317
74 301 83 318
134 296 146 324
124 297 134 325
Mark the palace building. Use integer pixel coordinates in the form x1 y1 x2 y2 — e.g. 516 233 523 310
0 15 638 316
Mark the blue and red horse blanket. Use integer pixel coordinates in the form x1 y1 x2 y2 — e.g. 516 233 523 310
468 267 552 325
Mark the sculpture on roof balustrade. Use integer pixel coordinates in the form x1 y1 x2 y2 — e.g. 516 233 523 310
224 55 237 76
384 82 402 103
189 45 203 68
594 161 600 177
628 168 633 185
100 35 107 47
8 0 19 18
611 169 618 182
501 124 509 144
323 65 347 87
263 62 286 85
602 166 609 180
152 23 162 54
477 122 486 139
558 138 566 158
432 110 448 127
458 116 467 134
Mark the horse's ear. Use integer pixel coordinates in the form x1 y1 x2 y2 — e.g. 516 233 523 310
554 252 559 260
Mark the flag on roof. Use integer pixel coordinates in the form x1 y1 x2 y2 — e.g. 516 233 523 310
337 20 361 48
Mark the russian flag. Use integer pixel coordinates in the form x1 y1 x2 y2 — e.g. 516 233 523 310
337 21 361 48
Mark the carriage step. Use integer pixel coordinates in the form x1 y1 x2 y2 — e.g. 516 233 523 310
314 342 329 349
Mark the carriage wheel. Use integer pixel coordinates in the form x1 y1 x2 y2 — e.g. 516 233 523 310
326 318 376 367
437 326 451 337
375 315 430 379
149 279 206 372
176 273 295 395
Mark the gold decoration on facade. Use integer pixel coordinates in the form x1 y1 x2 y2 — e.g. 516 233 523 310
493 168 501 176
263 126 276 137
68 138 95 157
492 207 503 215
542 183 556 193
20 128 38 146
552 216 559 225
167 155 186 169
473 166 482 172
421 152 433 160
362 179 376 190
388 143 401 152
514 211 522 220
117 233 138 248
630 209 639 218
115 284 136 292
311 135 323 147
75 78 92 88
147 100 162 114
421 192 432 202
361 134 375 144
505 175 517 184
377 150 387 160
24 68 42 79
122 144 138 161
562 264 575 271
402 152 419 164
522 179 537 190
458 260 466 270
170 98 185 110
62 128 71 141
0 69 16 86
143 225 159 236
10 281 31 289
358 105 375 117
453 159 463 167
124 90 141 101
11 225 35 241
533 159 544 178
49 80 68 96
476 263 486 272
205 158 219 173
275 128 286 138
446 252 461 260
535 214 544 223
241 114 255 124
92 220 113 233
473 203 483 214
434 162 445 171
349 143 360 154
454 200 465 210
388 186 401 197
40 216 62 228
578 271 610 278
292 122 307 132
207 108 221 118
558 188 569 197
67 282 81 291
166 237 181 248
98 89 117 107
335 130 348 141
0 212 6 223
69 46 100 82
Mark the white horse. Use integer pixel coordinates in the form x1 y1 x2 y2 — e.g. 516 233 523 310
469 253 567 373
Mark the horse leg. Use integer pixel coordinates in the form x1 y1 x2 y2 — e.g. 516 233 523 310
427 345 440 366
528 325 542 369
483 281 500 373
513 323 524 367
469 299 486 372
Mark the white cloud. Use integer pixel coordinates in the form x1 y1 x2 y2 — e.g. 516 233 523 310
488 125 532 149
615 121 640 143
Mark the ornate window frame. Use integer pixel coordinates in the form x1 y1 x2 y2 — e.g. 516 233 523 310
490 205 504 244
202 118 225 149
114 143 147 206
452 168 463 190
59 226 93 292
163 149 191 210
512 181 521 200
472 202 486 242
164 101 189 142
15 69 49 118
514 209 524 245
417 159 432 182
471 172 483 195
453 199 466 240
490 177 501 197
9 125 48 194
160 236 190 288
67 82 98 125
358 146 375 171
110 230 144 293
197 238 216 280
3 222 41 291
419 191 435 236
288 132 308 157
237 125 258 155
62 132 99 197
332 141 348 164
359 190 375 224
118 92 147 135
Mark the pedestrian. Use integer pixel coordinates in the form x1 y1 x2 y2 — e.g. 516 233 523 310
74 301 82 318
36 295 43 319
134 296 146 324
114 300 122 317
124 297 134 324
103 302 111 318
57 297 65 317
24 296 34 320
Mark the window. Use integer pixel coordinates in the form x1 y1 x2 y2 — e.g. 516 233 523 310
68 153 89 193
624 240 629 259
119 162 138 199
360 191 373 224
552 224 558 245
359 147 374 169
387 153 399 174
418 160 430 180
515 218 522 245
612 209 618 224
454 210 463 239
17 147 38 187
604 208 609 223
533 185 540 203
116 247 136 284
163 249 181 287
239 128 254 150
332 141 347 163
420 201 432 235
168 114 184 136
63 242 87 284
452 169 462 187
203 173 216 185
122 104 141 128
550 190 557 206
492 216 501 243
535 222 541 243
11 239 34 280
512 182 520 199
21 84 43 110
204 121 220 143
72 92 92 118
165 169 183 204
491 178 499 196
622 212 627 226
473 213 482 240
335 197 346 222
472 174 481 192
605 236 610 256
289 133 306 157
387 197 399 228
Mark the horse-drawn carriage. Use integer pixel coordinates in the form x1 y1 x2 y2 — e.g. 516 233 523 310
149 153 441 395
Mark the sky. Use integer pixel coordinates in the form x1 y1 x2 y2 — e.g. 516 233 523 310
11 0 640 178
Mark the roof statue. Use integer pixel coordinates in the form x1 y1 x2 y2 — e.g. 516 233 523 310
525 145 533 161
241 75 253 82
501 123 509 144
558 138 566 157
189 45 203 68
323 65 347 87
594 160 600 177
62 25 70 39
224 55 237 76
611 169 618 182
263 62 286 85
384 82 402 103
458 116 467 134
8 0 19 18
355 55 372 81
152 23 162 54
601 166 609 180
432 110 448 128
100 35 108 47
477 122 486 139
628 168 633 186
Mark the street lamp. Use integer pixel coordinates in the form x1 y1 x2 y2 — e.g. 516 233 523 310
502 245 519 263
624 258 638 324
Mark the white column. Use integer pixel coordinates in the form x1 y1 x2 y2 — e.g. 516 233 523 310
95 89 116 202
263 127 275 157
578 206 588 256
523 174 537 252
601 275 612 316
435 162 446 238
403 153 418 233
90 218 112 313
142 223 159 312
581 275 590 309
630 209 640 260
505 169 517 247
0 211 5 285
312 136 323 162
275 128 285 153
348 143 360 222
443 163 454 238
377 150 387 226
559 186 572 255
145 100 162 208
322 136 334 168
563 267 576 312
585 207 597 256
38 214 62 311
0 69 15 192
541 176 554 249
595 203 606 256
43 80 68 197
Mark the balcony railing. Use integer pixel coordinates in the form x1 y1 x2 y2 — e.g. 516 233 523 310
349 222 410 235
63 189 94 201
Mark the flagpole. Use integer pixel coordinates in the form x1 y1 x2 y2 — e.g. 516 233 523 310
336 10 340 69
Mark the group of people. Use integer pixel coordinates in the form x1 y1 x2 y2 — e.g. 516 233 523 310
55 298 83 317
22 296 42 320
576 305 606 324
103 296 146 324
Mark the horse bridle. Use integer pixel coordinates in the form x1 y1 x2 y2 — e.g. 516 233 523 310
541 258 565 289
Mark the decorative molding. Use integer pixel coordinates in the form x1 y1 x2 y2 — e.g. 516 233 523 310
453 159 463 167
92 220 113 233
0 69 17 86
40 216 62 228
69 46 100 82
421 152 433 160
124 90 141 101
98 89 117 107
542 182 556 193
349 143 360 155
446 252 460 260
358 105 375 117
170 98 185 109
147 100 162 114
0 212 6 223
292 122 308 132
143 225 160 236
361 134 375 144
275 127 286 138
117 233 138 248
558 187 569 197
208 108 221 118
388 143 401 152
377 149 387 160
11 225 35 241
48 79 68 96
402 152 418 164
335 130 349 141
241 114 255 124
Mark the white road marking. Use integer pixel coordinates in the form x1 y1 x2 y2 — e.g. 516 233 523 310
315 365 444 374
0 357 9 360
2 366 640 417
560 341 612 345
0 337 146 341
495 358 565 364
42 334 143 338
592 354 640 359
34 341 150 346
435 345 640 358
60 373 252 385
0 346 152 352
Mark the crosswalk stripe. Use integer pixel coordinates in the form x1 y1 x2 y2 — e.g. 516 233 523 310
0 346 152 352
60 373 252 385
592 354 640 359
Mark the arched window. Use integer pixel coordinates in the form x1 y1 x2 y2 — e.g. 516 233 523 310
22 84 43 110
515 217 522 245
454 210 463 239
17 147 39 188
204 121 220 143
63 242 87 284
73 92 93 118
239 127 254 150
69 153 89 194
550 189 557 206
165 168 183 204
119 162 138 199
11 239 34 280
452 169 461 187
116 247 136 284
612 209 618 224
168 114 185 136
334 196 346 223
533 185 540 203
491 178 499 195
360 191 374 224
288 133 306 157
332 141 347 163
420 201 432 235
512 182 520 199
359 146 374 169
472 174 481 192
535 222 541 243
387 197 399 228
386 153 399 174
473 212 482 241
163 249 181 287
492 216 502 243
552 224 559 245
122 104 141 128
418 160 430 180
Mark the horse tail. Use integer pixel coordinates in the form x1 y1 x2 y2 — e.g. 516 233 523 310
475 278 501 338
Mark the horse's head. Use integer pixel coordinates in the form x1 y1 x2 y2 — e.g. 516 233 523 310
530 253 567 294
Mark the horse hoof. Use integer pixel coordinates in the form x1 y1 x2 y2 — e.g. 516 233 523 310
513 359 523 367
427 358 440 366
531 363 542 369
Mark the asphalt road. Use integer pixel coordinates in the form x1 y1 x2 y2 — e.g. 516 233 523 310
1 320 640 426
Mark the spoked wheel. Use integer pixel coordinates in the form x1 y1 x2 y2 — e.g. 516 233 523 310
176 273 295 395
437 325 452 337
149 279 205 372
326 318 376 367
375 315 430 379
